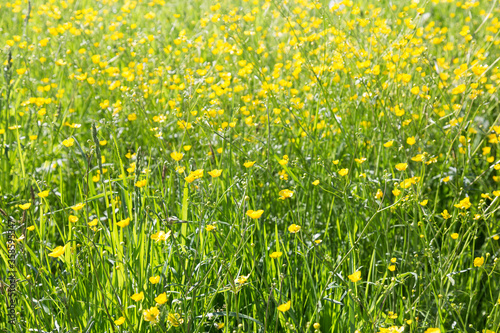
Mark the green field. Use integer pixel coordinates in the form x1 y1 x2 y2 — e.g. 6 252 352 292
1 0 500 332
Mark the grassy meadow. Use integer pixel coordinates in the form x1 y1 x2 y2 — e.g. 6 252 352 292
1 0 500 331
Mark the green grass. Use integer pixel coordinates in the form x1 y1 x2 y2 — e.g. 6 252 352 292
1 0 500 332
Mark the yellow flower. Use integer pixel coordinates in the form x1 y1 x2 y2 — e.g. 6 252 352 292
355 157 366 164
442 176 450 182
27 226 35 231
208 169 222 178
451 84 466 94
38 190 49 198
383 140 394 148
277 300 291 312
278 189 294 200
62 138 74 147
72 203 85 211
338 168 349 176
269 251 283 259
288 224 301 233
131 291 144 302
235 274 249 284
348 270 362 283
451 233 459 239
313 323 320 329
420 200 428 206
454 197 471 209
388 265 396 272
379 326 404 333
185 169 204 183
19 203 31 210
170 151 184 161
151 230 171 242
135 179 147 187
143 307 160 323
154 292 167 305
198 221 215 232
441 210 451 219
246 209 264 219
411 154 425 162
395 163 408 171
424 329 440 333
473 257 484 267
375 189 383 199
48 245 66 258
312 180 320 186
332 159 340 165
406 136 416 145
244 161 256 168
69 215 79 223
183 145 192 151
392 189 401 196
167 313 184 327
116 217 130 228
216 322 225 329
114 317 125 325
149 275 160 284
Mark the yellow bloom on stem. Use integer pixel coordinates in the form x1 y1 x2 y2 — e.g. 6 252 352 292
143 307 160 323
441 210 451 219
406 136 416 145
375 189 383 199
278 189 294 200
170 151 184 161
149 275 160 284
246 209 264 219
277 300 291 312
151 230 171 242
135 179 147 188
69 215 79 223
288 224 301 233
383 140 394 148
420 200 428 206
424 328 440 333
19 203 31 210
454 197 471 209
48 245 66 258
269 251 283 259
395 163 408 171
131 291 144 302
451 233 459 239
185 169 204 183
208 169 222 178
167 313 184 327
235 274 249 284
116 217 130 228
244 161 256 168
38 190 49 198
338 168 349 176
62 138 74 147
154 292 167 305
312 180 320 186
72 203 85 211
348 270 362 283
474 257 484 267
114 317 125 325
205 224 216 232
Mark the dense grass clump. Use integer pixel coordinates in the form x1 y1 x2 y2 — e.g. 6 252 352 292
1 0 500 332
